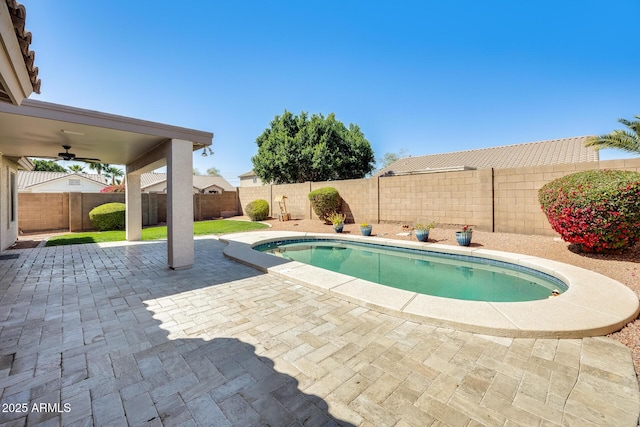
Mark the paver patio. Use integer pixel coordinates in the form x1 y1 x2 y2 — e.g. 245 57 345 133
0 237 638 426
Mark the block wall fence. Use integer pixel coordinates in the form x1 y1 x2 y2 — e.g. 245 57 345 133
18 158 640 236
18 191 239 233
238 158 640 237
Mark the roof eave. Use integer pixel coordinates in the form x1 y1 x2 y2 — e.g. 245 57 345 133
0 0 35 105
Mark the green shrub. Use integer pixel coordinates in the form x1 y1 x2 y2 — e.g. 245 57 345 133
538 169 640 253
89 202 126 231
245 199 269 221
308 187 341 222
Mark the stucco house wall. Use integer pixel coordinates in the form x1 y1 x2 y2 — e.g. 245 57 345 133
20 174 107 193
0 157 20 249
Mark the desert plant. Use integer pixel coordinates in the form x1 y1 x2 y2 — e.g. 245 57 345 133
308 187 341 222
539 169 640 253
245 199 269 221
414 220 435 230
327 212 346 225
89 202 126 231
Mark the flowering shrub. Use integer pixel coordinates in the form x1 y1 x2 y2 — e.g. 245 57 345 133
100 184 125 193
538 169 640 253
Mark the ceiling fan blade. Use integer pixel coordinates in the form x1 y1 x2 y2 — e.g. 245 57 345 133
74 157 102 163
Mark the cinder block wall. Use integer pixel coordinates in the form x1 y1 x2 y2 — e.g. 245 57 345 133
238 159 640 236
18 193 69 232
378 169 493 230
494 158 640 236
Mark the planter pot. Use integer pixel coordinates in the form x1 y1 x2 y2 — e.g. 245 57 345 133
360 225 372 236
415 229 430 242
333 223 344 233
455 231 472 246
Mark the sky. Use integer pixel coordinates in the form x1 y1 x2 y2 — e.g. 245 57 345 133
22 1 640 185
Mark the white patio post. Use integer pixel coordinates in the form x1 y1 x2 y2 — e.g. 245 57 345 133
167 139 194 269
125 171 142 241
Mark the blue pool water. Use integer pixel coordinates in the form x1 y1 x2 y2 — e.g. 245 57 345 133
254 239 567 302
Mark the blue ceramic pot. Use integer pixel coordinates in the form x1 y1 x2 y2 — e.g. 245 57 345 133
360 225 372 236
455 231 472 246
415 229 429 242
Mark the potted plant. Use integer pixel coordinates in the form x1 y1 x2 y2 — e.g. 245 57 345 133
360 222 372 236
327 212 346 233
414 220 435 242
455 225 473 246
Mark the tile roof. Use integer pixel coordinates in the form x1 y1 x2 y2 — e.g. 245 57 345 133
376 136 599 176
140 173 236 192
19 171 236 192
5 0 40 95
18 171 108 189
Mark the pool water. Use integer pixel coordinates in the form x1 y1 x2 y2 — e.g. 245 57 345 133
254 239 567 302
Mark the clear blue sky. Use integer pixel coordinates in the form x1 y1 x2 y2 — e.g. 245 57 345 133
23 1 639 185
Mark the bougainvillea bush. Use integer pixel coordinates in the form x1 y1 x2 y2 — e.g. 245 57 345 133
538 169 640 253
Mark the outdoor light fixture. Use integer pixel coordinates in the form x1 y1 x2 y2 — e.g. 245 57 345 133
201 147 214 157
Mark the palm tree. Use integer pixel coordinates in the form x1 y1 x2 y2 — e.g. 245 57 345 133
89 162 109 175
206 167 221 176
104 166 124 185
585 115 640 155
67 164 85 174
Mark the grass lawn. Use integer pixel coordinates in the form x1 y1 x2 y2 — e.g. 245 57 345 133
45 219 268 246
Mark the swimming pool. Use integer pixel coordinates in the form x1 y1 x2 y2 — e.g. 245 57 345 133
254 239 567 302
220 231 640 338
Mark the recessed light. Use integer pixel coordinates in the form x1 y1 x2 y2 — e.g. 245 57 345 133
61 129 85 136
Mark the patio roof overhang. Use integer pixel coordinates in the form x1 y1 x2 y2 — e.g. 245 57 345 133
0 98 213 167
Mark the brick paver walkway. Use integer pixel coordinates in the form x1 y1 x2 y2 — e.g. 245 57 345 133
0 238 638 426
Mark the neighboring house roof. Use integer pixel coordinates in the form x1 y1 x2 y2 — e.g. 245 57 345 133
376 136 599 176
238 170 257 178
140 173 235 192
5 0 40 96
18 171 108 190
18 171 236 192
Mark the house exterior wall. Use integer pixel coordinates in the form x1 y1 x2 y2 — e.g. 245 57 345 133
143 182 167 193
0 157 20 249
239 175 265 187
22 177 106 193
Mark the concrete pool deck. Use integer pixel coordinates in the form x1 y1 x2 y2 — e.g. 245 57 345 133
221 231 640 339
1 237 639 425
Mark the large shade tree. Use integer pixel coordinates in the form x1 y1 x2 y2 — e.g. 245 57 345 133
32 159 67 172
252 110 375 184
585 115 640 155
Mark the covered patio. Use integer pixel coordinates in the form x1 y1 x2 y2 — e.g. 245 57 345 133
0 99 213 269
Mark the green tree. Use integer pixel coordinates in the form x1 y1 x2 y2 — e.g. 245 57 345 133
67 164 85 173
252 110 375 184
104 166 124 185
206 167 221 176
32 159 67 172
193 168 201 175
377 148 408 170
585 115 640 155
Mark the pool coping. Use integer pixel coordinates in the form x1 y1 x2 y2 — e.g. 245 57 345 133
220 231 640 338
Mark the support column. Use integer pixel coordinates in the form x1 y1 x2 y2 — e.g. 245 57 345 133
125 172 142 241
167 139 194 269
